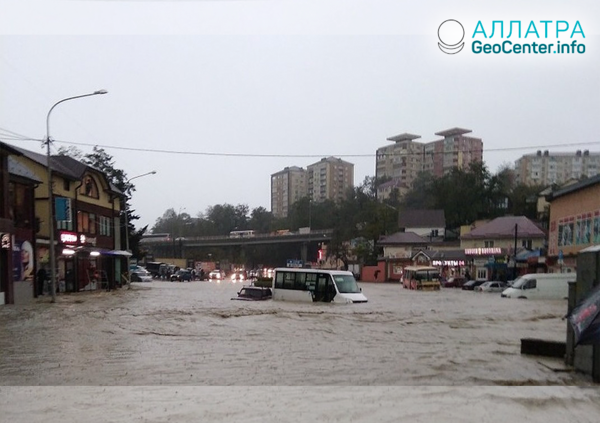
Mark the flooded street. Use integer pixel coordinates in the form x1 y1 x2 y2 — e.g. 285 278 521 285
1 281 599 421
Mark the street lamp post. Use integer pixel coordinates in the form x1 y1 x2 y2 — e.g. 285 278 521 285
46 90 108 303
124 171 157 289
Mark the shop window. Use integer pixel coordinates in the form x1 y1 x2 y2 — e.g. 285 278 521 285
89 213 96 235
99 216 111 236
56 219 73 231
78 211 90 233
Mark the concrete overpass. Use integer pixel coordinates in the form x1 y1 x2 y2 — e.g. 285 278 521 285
140 229 334 265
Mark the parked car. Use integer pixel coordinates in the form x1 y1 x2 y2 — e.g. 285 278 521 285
131 269 153 282
475 281 507 293
462 279 487 291
209 269 226 280
442 276 466 288
171 269 192 282
231 286 272 301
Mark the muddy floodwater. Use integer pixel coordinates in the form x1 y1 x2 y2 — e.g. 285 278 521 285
1 281 599 422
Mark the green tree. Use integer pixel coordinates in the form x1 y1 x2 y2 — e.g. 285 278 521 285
249 207 274 233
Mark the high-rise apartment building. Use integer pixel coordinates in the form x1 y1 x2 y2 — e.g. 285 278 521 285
515 150 600 186
270 166 307 218
427 128 483 177
375 127 483 199
376 133 424 198
307 157 354 204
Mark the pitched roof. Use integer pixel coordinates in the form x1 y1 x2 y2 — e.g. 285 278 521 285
10 145 80 180
0 141 23 156
430 249 467 260
545 174 600 201
398 209 445 228
461 216 546 239
8 145 123 196
8 156 43 183
378 231 428 245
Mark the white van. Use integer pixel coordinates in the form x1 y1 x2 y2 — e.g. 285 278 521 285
501 273 575 300
272 268 368 303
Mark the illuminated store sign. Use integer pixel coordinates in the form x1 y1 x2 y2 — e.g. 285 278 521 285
464 247 502 255
59 231 78 245
432 260 465 267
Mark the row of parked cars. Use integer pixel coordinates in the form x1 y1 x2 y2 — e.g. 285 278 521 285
441 276 508 292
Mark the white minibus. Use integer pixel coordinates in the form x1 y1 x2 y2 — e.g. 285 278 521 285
501 273 575 300
272 268 368 303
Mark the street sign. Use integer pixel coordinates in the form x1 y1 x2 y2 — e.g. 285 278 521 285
286 259 303 268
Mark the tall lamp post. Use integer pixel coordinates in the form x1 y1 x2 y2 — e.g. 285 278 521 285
46 90 108 303
124 171 157 288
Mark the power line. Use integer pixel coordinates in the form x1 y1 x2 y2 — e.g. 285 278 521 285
54 139 600 158
1 124 599 158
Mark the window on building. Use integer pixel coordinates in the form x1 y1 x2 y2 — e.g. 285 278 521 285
522 239 532 249
9 182 33 229
99 216 111 236
79 176 99 198
78 211 90 233
89 213 96 235
484 241 494 248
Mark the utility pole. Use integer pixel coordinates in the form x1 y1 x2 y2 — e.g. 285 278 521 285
513 223 518 279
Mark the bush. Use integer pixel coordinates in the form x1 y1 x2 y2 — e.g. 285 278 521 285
253 277 272 288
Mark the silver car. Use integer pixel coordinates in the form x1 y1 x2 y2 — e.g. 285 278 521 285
476 281 507 293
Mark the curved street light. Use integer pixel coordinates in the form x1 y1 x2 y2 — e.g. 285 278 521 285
46 90 108 303
124 171 157 289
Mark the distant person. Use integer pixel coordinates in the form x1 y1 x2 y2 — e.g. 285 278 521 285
36 267 47 296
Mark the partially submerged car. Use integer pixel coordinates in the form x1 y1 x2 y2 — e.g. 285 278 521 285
231 286 272 301
131 269 153 282
171 269 192 282
475 281 507 293
209 269 226 280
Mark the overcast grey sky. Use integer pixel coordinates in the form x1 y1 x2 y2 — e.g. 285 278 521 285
1 0 599 230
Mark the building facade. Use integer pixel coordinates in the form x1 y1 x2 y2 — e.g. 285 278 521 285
307 157 354 204
270 166 307 218
376 133 424 199
515 150 600 186
546 174 600 272
1 142 38 305
12 146 125 294
460 216 547 281
376 128 483 200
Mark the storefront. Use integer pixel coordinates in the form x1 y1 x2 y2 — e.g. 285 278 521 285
465 247 510 282
0 231 12 305
431 250 468 280
57 230 124 291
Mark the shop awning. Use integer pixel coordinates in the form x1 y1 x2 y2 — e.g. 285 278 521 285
516 249 541 261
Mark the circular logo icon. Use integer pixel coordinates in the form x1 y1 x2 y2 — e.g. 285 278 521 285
438 19 465 54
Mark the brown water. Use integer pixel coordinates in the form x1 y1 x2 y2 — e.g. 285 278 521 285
1 281 598 422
